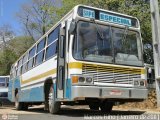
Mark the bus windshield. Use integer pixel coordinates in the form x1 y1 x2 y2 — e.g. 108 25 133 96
73 21 143 66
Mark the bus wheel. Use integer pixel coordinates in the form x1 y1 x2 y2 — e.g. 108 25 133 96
22 103 28 110
15 93 23 110
89 102 99 110
100 101 113 113
48 85 60 114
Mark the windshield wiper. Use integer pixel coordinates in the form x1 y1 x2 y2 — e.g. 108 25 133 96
122 26 129 44
90 18 104 40
121 26 129 53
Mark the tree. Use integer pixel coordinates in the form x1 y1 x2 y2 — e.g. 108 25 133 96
16 0 59 40
0 36 35 75
0 48 17 75
0 24 15 49
8 36 35 57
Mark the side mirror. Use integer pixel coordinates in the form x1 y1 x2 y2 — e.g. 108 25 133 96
69 20 76 34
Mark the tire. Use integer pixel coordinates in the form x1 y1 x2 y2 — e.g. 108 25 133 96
15 93 23 110
48 85 60 114
22 103 28 110
89 102 99 110
100 101 113 113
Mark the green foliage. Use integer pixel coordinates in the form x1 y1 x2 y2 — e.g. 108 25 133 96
9 36 35 57
0 36 35 75
0 48 17 75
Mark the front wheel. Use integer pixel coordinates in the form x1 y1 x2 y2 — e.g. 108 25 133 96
100 101 114 113
89 102 99 110
48 85 60 114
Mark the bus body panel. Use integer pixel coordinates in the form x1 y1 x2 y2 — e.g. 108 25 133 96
19 86 44 102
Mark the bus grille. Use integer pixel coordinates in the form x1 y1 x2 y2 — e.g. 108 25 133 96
82 64 141 85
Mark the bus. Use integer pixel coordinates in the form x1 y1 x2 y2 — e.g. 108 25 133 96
8 5 148 113
0 76 10 106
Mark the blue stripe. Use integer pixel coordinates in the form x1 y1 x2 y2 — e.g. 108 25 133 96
19 86 44 102
65 79 71 99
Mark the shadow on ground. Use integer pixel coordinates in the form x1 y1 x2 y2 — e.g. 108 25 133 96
7 105 146 117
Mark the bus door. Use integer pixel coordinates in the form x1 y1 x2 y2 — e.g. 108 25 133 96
56 22 68 99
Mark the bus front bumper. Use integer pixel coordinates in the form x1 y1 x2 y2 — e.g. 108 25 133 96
71 85 148 100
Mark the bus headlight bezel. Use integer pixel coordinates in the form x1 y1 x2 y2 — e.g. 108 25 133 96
86 77 93 83
71 75 93 84
133 79 147 87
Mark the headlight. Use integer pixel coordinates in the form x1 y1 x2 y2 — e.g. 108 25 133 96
79 77 85 83
86 77 93 83
140 81 144 86
134 80 139 86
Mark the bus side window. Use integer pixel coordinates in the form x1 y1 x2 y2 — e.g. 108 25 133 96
17 68 22 76
17 59 22 76
23 54 28 64
45 41 57 60
37 38 46 53
47 26 59 45
35 38 46 66
35 50 45 65
22 63 27 74
28 46 36 70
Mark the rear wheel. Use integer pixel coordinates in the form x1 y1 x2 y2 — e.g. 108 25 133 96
15 93 23 110
48 85 60 114
100 101 113 113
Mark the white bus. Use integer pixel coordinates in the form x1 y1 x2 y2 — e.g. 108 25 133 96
8 5 148 113
0 76 10 105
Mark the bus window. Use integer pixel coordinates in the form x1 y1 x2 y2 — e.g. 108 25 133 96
35 50 45 65
17 68 21 76
29 46 36 59
27 58 34 70
27 46 36 69
22 63 27 74
37 39 46 53
48 27 59 45
0 78 5 87
23 54 28 64
18 59 23 68
45 41 57 60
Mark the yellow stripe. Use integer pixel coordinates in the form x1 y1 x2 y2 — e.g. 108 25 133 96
68 62 82 69
68 62 144 74
141 69 146 74
21 69 56 85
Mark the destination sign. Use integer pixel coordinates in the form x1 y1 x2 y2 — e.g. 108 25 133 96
99 12 132 27
83 9 95 19
78 7 137 27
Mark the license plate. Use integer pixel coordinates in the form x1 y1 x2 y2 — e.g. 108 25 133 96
109 90 122 96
